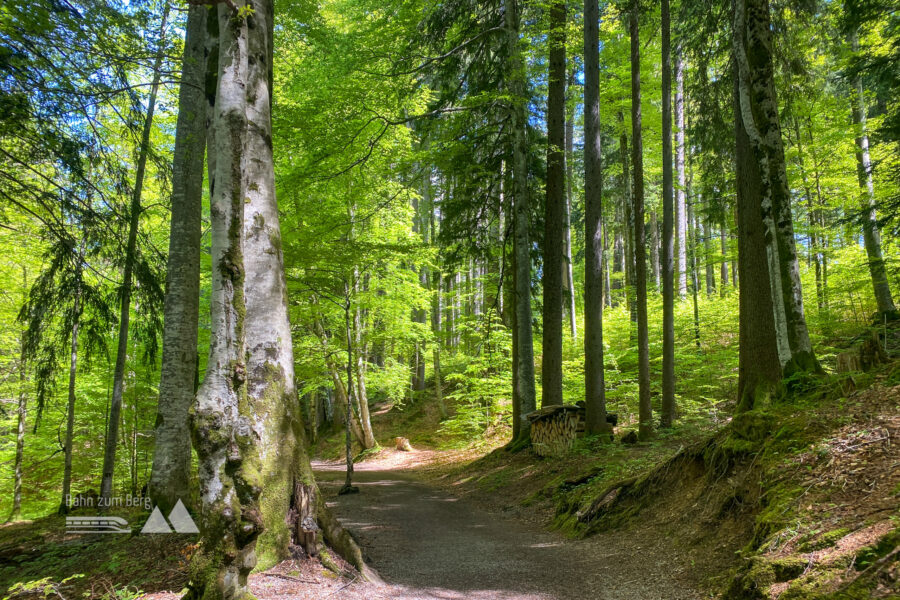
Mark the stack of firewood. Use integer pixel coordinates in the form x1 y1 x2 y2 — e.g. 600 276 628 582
527 406 583 457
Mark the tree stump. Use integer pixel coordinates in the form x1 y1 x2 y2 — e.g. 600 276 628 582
394 437 413 451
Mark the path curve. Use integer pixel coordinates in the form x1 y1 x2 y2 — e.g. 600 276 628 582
314 458 701 600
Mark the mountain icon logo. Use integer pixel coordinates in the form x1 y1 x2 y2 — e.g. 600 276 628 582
140 499 199 534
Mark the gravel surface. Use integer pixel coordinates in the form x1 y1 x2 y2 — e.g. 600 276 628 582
313 460 704 600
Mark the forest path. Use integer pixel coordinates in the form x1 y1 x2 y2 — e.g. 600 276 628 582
311 457 702 600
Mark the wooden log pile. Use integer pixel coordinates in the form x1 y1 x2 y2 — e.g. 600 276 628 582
527 405 583 457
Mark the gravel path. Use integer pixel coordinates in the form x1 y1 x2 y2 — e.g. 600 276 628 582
313 460 703 600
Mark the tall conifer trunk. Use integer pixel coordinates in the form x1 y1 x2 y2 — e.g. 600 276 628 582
660 0 676 428
584 0 610 436
504 0 536 441
630 2 653 440
542 0 566 408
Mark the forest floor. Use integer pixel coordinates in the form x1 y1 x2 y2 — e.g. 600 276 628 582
2 334 899 599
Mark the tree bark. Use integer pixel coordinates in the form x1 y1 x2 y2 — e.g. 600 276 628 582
733 0 818 375
564 73 577 339
851 34 897 320
650 210 660 292
584 0 611 437
660 0 676 429
675 50 688 298
100 5 170 502
630 3 652 440
242 0 321 568
59 261 81 515
505 0 536 441
149 3 207 513
13 272 27 520
187 5 259 597
542 0 566 408
618 113 637 330
733 68 781 412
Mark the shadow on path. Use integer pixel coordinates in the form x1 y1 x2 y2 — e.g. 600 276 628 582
314 461 701 600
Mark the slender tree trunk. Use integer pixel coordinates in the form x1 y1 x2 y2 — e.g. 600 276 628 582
564 75 578 339
603 225 612 308
792 117 824 311
352 281 376 450
188 4 258 596
342 294 357 493
650 210 660 292
720 216 729 293
60 260 83 514
100 5 170 502
734 0 818 375
733 68 781 412
542 0 566 408
505 0 536 440
584 0 611 436
630 3 653 440
149 3 207 513
618 114 637 331
688 177 701 349
428 176 447 419
660 0 676 429
12 273 27 521
703 207 715 296
851 35 897 320
675 50 688 298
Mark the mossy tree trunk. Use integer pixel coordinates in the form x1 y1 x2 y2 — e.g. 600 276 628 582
733 0 819 376
241 0 319 570
188 3 259 597
733 65 782 413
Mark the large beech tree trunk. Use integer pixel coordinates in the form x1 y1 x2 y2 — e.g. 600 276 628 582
542 0 566 408
505 0 536 442
188 4 259 597
242 0 320 569
149 3 207 513
630 3 653 441
733 0 818 376
100 6 170 502
660 0 676 429
583 0 611 437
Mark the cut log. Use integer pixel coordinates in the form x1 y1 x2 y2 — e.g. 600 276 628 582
394 437 413 452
